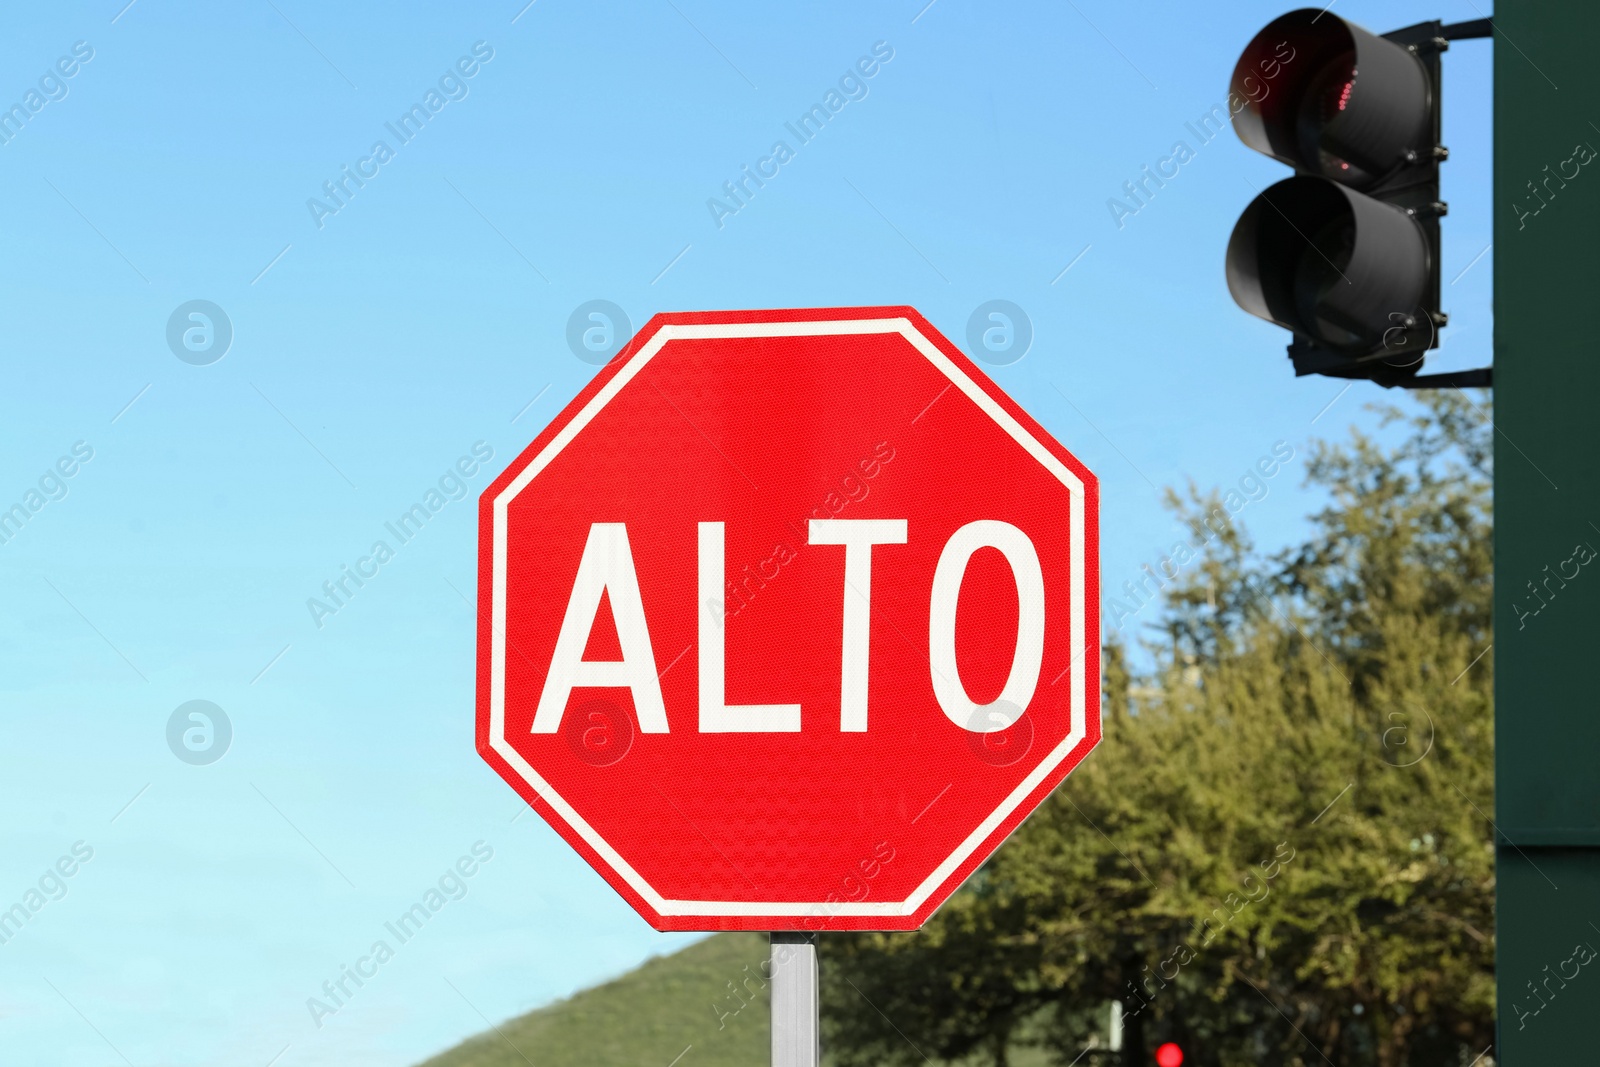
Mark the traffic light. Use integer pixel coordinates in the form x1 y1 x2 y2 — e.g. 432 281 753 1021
1225 10 1492 388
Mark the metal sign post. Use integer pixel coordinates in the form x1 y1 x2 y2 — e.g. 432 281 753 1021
771 933 819 1067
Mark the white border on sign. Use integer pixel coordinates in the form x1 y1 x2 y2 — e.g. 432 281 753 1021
488 317 1087 918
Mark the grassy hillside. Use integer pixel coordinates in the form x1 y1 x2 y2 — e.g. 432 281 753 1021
415 933 1061 1067
415 933 771 1067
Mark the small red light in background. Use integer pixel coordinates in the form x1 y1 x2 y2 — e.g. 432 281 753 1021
1155 1043 1185 1067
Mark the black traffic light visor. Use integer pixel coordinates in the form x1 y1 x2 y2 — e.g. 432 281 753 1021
1232 9 1432 189
1227 176 1430 358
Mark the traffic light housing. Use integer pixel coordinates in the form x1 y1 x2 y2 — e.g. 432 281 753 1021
1226 10 1491 387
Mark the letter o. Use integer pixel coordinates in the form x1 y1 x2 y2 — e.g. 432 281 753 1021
929 520 1045 732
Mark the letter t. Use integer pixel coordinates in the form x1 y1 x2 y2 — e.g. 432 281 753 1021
809 519 907 731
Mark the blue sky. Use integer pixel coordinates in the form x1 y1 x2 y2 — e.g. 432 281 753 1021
0 1 1492 1063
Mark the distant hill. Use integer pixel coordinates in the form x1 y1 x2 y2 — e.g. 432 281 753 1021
414 932 1064 1067
415 933 771 1067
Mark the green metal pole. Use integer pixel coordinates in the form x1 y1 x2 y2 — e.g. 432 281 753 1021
1494 2 1600 1059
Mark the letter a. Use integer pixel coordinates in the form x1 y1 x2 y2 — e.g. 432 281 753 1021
307 997 338 1028
532 523 669 733
307 197 339 229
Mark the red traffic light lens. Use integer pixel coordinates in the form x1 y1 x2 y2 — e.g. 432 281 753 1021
1298 52 1371 182
1155 1043 1184 1067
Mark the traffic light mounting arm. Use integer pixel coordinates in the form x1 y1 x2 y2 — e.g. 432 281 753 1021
1386 366 1492 389
1370 17 1491 389
1440 18 1494 41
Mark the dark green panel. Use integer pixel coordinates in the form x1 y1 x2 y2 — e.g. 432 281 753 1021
1495 1 1600 1061
1497 854 1600 1059
1496 2 1600 841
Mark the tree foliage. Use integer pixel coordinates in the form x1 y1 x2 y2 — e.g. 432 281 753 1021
823 395 1495 1067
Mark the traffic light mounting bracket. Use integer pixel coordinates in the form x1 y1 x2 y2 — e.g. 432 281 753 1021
1284 16 1494 390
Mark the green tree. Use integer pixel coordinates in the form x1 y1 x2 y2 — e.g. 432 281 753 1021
823 395 1495 1067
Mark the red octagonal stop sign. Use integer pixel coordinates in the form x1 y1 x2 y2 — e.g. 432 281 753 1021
476 306 1099 931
